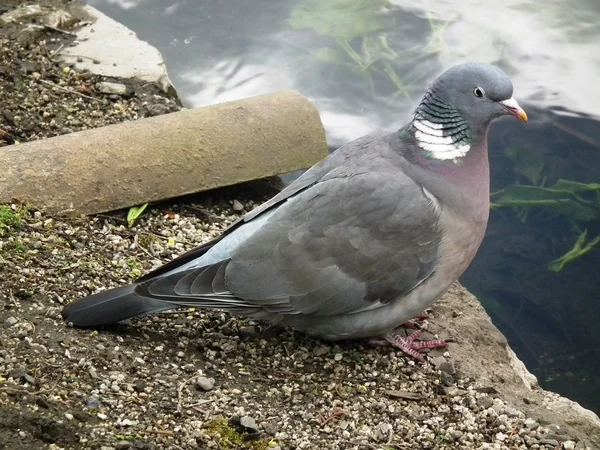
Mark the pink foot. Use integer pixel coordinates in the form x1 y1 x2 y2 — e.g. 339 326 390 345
381 330 446 362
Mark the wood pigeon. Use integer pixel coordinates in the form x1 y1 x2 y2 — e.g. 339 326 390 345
62 63 527 361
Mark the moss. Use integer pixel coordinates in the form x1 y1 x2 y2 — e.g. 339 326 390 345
0 205 22 236
203 417 271 450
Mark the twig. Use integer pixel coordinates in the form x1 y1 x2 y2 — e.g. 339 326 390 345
35 23 77 36
143 231 196 247
8 289 18 307
343 442 409 450
51 43 65 58
176 375 200 412
143 429 174 436
39 79 96 101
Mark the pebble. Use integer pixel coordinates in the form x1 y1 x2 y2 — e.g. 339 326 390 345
313 345 330 356
87 396 101 409
240 415 259 433
375 423 393 442
232 200 244 211
196 376 215 391
96 81 130 96
506 407 521 417
524 418 539 430
5 317 17 327
477 395 494 409
334 353 343 362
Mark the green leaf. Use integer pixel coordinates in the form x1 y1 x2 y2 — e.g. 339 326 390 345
552 179 600 193
289 0 393 42
490 184 600 222
127 203 148 227
548 229 600 272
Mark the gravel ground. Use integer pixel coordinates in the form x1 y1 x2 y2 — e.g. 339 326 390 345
0 1 596 449
0 0 180 148
0 201 591 450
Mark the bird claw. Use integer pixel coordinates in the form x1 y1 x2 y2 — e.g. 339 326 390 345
383 330 446 362
369 324 447 362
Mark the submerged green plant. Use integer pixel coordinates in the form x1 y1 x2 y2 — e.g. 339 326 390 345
548 228 600 272
491 176 600 271
289 0 414 99
127 203 148 227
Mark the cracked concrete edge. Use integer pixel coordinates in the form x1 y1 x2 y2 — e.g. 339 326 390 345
432 284 600 447
59 4 174 92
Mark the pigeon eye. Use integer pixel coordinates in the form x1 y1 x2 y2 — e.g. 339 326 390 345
473 87 485 98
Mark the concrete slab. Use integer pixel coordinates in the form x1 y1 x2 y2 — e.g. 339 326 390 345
58 5 172 91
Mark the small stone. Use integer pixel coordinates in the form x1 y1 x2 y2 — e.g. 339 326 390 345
232 200 244 211
196 376 214 391
524 418 538 430
239 326 258 340
539 439 559 447
116 441 133 450
375 423 393 442
505 407 520 417
5 317 17 327
439 361 455 375
442 386 466 396
119 418 133 427
495 432 507 442
96 81 130 96
313 345 330 357
450 430 463 440
97 413 108 420
430 355 446 368
563 441 576 450
546 434 571 443
239 415 259 433
334 353 343 362
64 413 74 420
87 396 101 409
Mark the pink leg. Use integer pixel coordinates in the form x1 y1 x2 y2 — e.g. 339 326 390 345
383 330 446 362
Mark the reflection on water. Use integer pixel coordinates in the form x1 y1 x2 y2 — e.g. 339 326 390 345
87 0 600 413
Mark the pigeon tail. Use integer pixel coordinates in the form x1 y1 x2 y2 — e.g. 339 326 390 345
61 284 178 327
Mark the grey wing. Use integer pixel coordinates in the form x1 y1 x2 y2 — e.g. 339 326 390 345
139 168 441 317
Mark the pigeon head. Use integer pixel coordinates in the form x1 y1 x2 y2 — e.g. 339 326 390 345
411 63 527 161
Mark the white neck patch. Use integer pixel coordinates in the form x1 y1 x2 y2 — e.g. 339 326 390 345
413 116 470 160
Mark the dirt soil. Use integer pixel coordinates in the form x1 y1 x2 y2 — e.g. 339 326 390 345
1 1 599 450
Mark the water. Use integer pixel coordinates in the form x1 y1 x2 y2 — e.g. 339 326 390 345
87 0 600 413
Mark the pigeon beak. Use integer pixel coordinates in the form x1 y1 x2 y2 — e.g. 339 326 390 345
500 97 528 122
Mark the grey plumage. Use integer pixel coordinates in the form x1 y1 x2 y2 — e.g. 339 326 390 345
62 63 527 342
